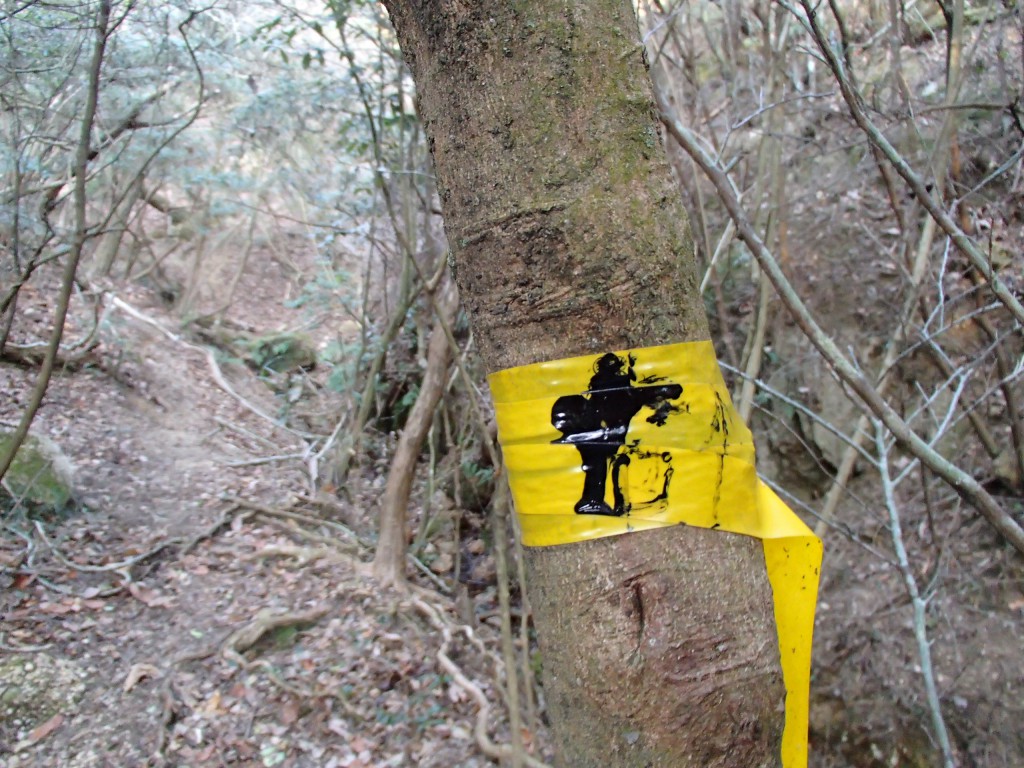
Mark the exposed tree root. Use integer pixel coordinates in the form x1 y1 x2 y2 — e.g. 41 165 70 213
2 504 247 605
33 519 180 575
224 495 367 547
412 597 551 768
151 606 326 763
221 607 328 668
178 504 252 556
243 543 361 570
227 495 451 592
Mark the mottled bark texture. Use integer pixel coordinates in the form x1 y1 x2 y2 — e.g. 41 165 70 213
381 2 784 766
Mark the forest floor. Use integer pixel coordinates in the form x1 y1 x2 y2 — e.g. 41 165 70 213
2 224 1023 768
0 241 540 768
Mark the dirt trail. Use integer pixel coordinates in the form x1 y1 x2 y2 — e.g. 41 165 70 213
1 267 518 767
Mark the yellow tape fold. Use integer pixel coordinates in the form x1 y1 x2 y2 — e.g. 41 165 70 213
489 340 821 768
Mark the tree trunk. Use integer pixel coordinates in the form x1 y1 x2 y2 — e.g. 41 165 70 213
381 2 784 766
91 172 142 277
373 275 458 586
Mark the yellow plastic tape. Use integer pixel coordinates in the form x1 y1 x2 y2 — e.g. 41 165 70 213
489 340 821 768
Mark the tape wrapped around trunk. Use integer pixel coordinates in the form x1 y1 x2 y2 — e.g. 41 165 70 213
489 339 822 768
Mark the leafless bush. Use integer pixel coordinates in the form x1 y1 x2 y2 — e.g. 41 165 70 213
645 0 1023 764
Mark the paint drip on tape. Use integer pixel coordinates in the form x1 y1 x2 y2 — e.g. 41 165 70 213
489 339 822 768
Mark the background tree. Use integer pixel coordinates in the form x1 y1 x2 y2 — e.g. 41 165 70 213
381 2 787 766
0 0 118 481
0 0 205 478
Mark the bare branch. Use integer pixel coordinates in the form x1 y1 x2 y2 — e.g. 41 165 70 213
659 100 1024 555
797 0 1024 327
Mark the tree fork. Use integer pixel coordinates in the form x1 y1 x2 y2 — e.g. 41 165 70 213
381 2 785 766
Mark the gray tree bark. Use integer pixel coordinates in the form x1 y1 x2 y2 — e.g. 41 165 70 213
91 172 142 277
380 2 785 766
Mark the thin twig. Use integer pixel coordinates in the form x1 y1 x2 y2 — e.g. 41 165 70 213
219 452 306 467
720 361 872 462
874 423 957 768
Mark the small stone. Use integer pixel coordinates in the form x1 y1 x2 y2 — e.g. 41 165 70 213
430 552 454 574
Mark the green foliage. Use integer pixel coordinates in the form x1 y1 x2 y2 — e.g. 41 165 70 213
457 458 496 513
326 364 353 394
284 266 355 312
393 382 420 421
246 333 317 375
271 624 300 648
460 458 495 487
0 432 75 515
